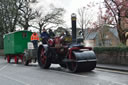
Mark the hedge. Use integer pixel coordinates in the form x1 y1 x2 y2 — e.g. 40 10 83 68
94 47 128 53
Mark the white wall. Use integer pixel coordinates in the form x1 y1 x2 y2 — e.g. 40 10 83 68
84 40 95 47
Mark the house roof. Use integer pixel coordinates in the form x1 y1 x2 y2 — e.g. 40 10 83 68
83 27 119 40
84 29 97 40
109 28 119 38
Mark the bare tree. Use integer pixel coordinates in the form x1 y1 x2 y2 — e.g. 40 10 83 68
18 0 38 30
96 5 106 46
78 6 94 40
0 0 23 34
0 0 37 34
36 5 65 34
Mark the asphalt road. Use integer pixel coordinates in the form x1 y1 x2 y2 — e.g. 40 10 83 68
0 58 128 85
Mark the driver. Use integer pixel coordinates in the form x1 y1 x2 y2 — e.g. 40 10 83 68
41 28 50 44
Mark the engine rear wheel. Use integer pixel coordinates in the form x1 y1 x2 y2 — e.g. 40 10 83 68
38 45 51 69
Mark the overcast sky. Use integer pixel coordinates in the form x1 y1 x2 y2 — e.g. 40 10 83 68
35 0 104 28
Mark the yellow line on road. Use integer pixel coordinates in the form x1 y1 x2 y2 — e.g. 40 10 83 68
96 68 128 75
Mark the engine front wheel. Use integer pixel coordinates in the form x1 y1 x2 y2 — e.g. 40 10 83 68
67 51 96 72
38 45 51 69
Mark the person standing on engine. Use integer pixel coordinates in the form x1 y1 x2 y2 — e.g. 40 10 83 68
49 29 55 38
31 32 39 49
41 28 50 44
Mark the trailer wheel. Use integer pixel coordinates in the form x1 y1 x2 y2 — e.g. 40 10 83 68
67 52 78 72
23 56 29 66
14 56 18 64
7 55 11 63
38 45 51 69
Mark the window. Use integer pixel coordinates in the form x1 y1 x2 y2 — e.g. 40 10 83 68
105 39 112 46
22 32 27 38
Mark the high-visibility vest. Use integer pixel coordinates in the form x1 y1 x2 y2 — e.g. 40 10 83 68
31 33 39 41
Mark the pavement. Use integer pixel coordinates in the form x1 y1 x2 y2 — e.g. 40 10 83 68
96 64 128 72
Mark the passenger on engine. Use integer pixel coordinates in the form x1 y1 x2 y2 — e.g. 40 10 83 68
31 32 39 49
41 28 50 44
60 31 72 44
49 29 55 38
60 32 65 39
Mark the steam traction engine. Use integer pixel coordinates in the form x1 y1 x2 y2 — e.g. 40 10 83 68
37 13 97 72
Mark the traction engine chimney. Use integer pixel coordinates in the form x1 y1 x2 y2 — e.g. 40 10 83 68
71 13 77 43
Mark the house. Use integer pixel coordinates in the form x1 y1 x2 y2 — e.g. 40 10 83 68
83 27 120 47
96 27 120 47
83 29 97 47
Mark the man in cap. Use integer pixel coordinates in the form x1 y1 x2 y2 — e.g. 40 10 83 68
41 28 50 44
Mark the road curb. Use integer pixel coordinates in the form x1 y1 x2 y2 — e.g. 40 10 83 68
96 65 128 72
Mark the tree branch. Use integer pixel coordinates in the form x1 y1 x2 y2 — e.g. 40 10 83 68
104 0 118 24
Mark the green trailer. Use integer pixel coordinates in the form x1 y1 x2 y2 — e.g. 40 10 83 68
4 30 32 64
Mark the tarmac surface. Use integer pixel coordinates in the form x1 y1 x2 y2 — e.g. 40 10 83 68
0 57 128 85
0 55 128 72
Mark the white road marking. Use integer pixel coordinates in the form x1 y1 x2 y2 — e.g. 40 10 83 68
0 65 8 71
0 74 30 85
0 64 30 85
